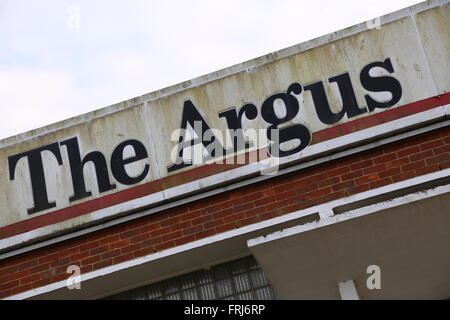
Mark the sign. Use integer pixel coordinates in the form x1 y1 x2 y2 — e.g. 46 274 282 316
0 3 449 250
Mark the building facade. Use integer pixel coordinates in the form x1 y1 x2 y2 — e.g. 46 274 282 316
0 0 449 300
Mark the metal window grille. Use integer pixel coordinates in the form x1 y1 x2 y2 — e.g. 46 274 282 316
106 255 277 300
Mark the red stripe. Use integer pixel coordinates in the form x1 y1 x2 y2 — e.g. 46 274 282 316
1 93 449 240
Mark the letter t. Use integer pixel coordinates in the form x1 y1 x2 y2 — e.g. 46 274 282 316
8 142 63 214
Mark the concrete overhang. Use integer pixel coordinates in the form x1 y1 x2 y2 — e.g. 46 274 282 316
248 186 450 299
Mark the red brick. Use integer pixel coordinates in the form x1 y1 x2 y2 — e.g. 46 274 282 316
9 268 31 280
40 268 57 280
133 247 155 258
180 210 203 221
234 216 261 228
150 226 172 237
420 139 444 151
120 229 141 239
244 207 266 218
11 283 33 295
130 233 150 243
397 146 420 158
327 166 351 178
350 159 373 171
434 144 450 155
191 215 211 226
93 259 113 270
20 274 40 285
188 201 209 212
379 167 401 178
359 148 384 159
215 223 236 233
167 206 189 217
440 160 450 169
0 265 18 275
385 157 410 169
392 171 416 183
373 153 397 164
90 245 109 256
363 163 387 175
110 239 131 250
182 225 203 236
369 178 392 189
260 210 281 220
194 230 216 240
49 257 70 268
0 280 19 292
254 196 276 208
32 278 52 289
38 253 59 264
98 235 120 246
317 176 340 188
170 220 192 232
402 160 425 173
139 222 161 233
125 218 148 231
355 174 378 185
142 237 162 248
175 234 197 245
79 241 99 253
17 260 38 271
212 208 233 220
154 241 175 252
307 187 332 199
0 274 11 284
58 247 81 258
414 165 440 176
232 202 254 214
162 231 182 242
410 150 434 162
50 273 69 283
160 216 181 227
347 184 370 195
426 153 450 165
319 190 347 203
236 192 263 204
68 252 90 263
112 253 134 264
224 211 248 224
306 172 329 184
100 249 122 260
81 255 101 266
341 170 363 181
121 243 142 254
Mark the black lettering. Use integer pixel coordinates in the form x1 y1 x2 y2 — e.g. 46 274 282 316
304 73 366 125
218 103 258 152
360 58 402 111
8 143 63 214
110 140 150 185
261 83 311 157
60 137 116 202
168 100 225 172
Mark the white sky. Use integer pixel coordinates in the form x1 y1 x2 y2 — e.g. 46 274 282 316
0 0 423 140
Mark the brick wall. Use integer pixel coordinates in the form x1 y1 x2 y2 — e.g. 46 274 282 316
1 125 449 298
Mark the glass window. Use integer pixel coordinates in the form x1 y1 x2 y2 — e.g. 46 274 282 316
106 255 277 300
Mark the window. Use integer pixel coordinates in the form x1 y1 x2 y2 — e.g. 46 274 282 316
106 256 277 300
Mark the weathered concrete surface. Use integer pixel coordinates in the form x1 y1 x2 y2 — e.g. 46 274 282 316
0 1 448 250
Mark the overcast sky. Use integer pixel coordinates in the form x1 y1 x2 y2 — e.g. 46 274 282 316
0 0 423 140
